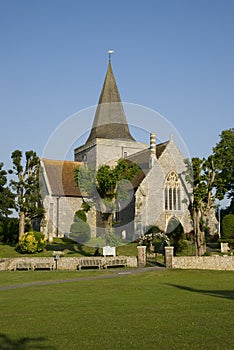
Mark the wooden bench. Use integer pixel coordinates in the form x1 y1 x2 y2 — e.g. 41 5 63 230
15 261 33 271
103 258 128 269
77 258 102 270
32 262 54 270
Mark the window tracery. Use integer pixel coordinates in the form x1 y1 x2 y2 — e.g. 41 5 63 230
164 171 181 211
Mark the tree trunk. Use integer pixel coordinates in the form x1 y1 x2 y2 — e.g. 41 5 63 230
98 199 114 245
102 212 113 245
19 211 25 240
194 208 206 256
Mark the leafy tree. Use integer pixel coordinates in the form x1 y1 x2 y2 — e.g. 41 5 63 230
74 159 140 243
185 129 234 255
0 162 15 218
221 214 234 240
184 156 219 256
0 217 19 243
9 150 44 240
213 128 234 200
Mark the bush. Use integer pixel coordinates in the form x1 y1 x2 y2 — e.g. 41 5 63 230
33 231 46 252
147 225 161 234
70 219 91 244
222 214 234 240
74 210 87 223
19 231 46 253
0 217 19 243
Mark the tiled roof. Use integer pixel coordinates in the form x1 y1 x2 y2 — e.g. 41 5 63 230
41 158 83 197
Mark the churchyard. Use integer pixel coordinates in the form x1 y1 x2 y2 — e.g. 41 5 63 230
0 268 233 350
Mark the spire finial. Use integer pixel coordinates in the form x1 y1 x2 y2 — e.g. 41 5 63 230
108 49 114 61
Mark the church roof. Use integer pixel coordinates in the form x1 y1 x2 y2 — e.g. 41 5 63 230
41 158 83 197
127 141 169 172
156 141 169 158
86 61 135 143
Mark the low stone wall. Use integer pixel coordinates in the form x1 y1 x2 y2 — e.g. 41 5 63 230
0 256 137 271
172 255 234 271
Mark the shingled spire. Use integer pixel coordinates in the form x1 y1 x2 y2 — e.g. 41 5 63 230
86 61 135 143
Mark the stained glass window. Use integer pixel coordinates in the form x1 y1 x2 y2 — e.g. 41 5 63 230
164 171 181 211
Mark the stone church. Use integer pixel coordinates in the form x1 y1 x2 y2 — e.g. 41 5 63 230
40 59 195 244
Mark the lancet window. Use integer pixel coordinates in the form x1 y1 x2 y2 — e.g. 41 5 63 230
164 171 181 211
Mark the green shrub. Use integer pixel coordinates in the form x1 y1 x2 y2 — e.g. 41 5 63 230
0 217 19 243
147 225 161 234
74 210 87 222
222 214 234 240
33 231 46 252
81 201 92 212
70 219 91 244
19 231 46 253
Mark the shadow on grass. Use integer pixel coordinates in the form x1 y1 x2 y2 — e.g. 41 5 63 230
46 238 78 253
46 238 94 256
167 284 234 300
0 333 55 350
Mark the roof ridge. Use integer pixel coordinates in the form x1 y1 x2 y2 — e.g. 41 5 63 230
41 158 82 165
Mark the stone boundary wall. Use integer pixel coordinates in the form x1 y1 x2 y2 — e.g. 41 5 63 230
0 256 137 271
172 255 234 271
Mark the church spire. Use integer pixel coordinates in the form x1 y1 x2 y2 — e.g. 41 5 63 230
86 56 135 143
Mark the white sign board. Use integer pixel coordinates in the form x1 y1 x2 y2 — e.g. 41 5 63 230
103 246 116 257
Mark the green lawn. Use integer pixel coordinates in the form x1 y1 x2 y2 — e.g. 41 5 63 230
0 269 233 350
0 239 139 258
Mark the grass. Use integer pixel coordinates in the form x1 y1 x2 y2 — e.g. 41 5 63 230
0 269 234 349
0 239 139 258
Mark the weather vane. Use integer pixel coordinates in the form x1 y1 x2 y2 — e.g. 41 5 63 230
108 49 114 61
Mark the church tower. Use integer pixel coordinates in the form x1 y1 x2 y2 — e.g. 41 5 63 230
74 59 147 167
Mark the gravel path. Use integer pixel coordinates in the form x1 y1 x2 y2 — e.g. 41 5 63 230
0 266 165 291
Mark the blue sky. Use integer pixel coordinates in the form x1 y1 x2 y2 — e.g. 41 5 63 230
1 0 233 169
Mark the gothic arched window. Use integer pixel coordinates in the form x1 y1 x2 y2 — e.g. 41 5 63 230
164 171 181 211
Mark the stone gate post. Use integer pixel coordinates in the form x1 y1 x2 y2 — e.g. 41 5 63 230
164 246 174 269
137 246 146 267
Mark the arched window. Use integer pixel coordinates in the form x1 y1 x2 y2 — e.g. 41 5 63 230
164 171 181 211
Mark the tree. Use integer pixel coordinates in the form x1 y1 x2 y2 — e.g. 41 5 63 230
0 162 15 218
213 128 234 200
221 214 234 241
185 128 234 256
184 157 218 256
74 158 140 243
9 150 44 240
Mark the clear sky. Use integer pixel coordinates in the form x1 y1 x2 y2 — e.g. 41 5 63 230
1 0 233 169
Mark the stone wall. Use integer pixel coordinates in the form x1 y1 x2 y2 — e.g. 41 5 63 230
164 246 234 271
172 255 234 271
0 256 137 271
42 195 83 240
75 138 147 168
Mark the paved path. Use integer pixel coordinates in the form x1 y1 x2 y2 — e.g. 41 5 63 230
0 266 165 291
